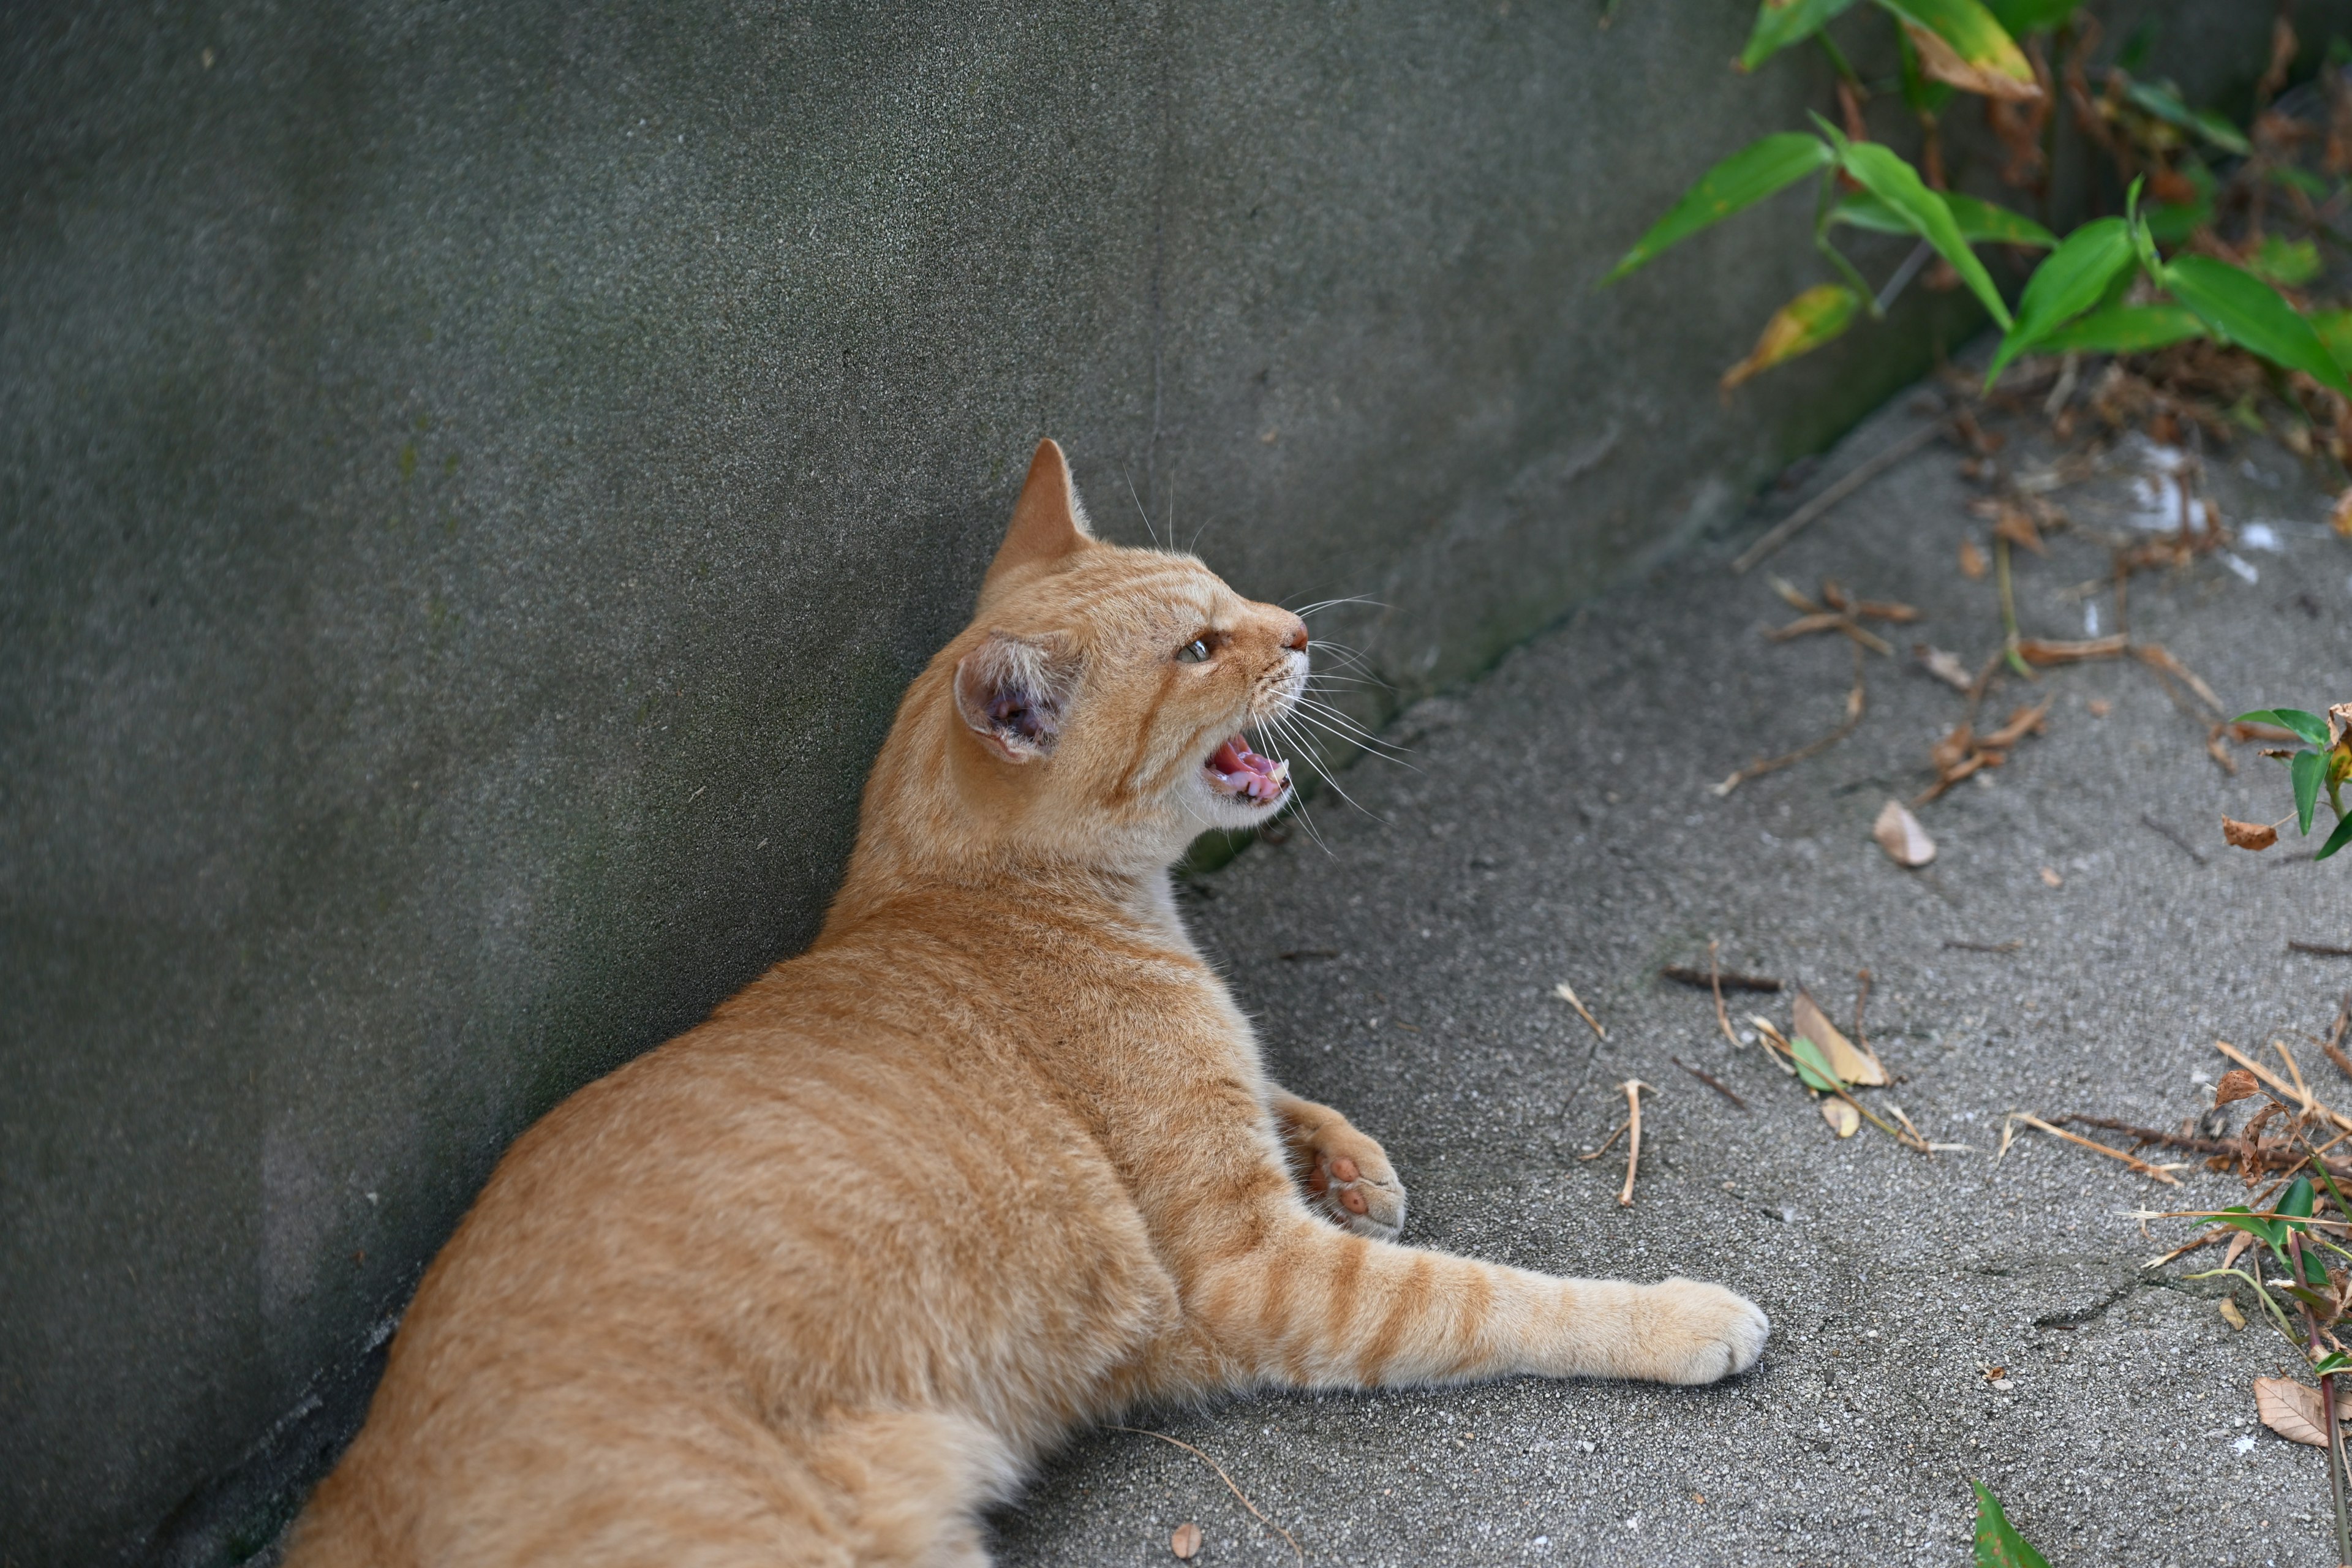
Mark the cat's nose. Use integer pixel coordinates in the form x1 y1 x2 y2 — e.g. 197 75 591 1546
1281 618 1308 652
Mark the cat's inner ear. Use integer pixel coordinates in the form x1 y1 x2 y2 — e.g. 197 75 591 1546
954 631 1081 764
983 439 1096 597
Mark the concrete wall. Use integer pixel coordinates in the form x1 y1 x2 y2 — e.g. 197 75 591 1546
0 2 2308 1561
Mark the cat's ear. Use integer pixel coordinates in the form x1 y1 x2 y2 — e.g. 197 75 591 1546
954 630 1082 764
982 439 1095 598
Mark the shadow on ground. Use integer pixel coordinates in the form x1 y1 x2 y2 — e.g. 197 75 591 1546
990 378 2352 1567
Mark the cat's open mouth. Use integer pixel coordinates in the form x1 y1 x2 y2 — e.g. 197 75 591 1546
1203 734 1291 805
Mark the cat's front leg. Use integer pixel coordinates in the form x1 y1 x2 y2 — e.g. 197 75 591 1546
1268 1090 1406 1242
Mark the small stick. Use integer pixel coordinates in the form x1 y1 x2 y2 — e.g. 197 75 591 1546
1660 963 1782 993
1619 1080 1654 1207
2280 1041 2313 1110
2143 1224 2228 1268
1670 1055 1749 1110
1577 1121 1629 1161
1111 1428 1303 1564
1943 938 2024 954
2007 1112 2181 1185
2291 941 2352 959
2214 1041 2352 1136
1731 421 1943 573
1707 940 1740 1050
2059 1116 2352 1180
1554 981 1605 1039
1995 532 2030 677
1711 643 1865 796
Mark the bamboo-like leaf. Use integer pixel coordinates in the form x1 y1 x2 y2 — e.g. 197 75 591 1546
1838 142 2010 326
1875 0 2038 100
2234 709 2331 746
2029 303 2206 356
1741 0 1863 72
1787 1034 1849 1093
1970 1482 2053 1568
1984 217 2133 382
2122 78 2252 155
1835 190 2053 247
1986 0 2078 32
2318 812 2352 862
2165 255 2352 397
2295 750 2326 835
1720 284 1861 390
2309 311 2352 375
1602 135 1836 285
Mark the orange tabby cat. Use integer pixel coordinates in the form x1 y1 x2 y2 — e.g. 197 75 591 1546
284 440 1766 1567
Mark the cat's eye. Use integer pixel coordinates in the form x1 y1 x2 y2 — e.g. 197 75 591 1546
1176 638 1212 664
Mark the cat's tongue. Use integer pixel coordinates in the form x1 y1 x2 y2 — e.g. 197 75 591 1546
1205 734 1291 802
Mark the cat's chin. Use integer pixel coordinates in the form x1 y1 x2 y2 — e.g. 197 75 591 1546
1199 733 1292 819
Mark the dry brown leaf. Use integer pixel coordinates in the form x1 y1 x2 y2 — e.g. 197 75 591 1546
1873 799 1937 867
1820 1096 1861 1137
2331 702 2352 748
2214 1068 2260 1107
1931 722 1977 776
1991 505 2046 555
2039 866 2063 888
1958 537 1988 579
1171 1522 1203 1559
1793 988 1888 1086
2223 816 2278 852
2217 1297 2246 1330
1915 644 1974 692
2255 1378 2335 1448
2018 635 2128 665
2223 1230 2256 1270
1769 611 1852 641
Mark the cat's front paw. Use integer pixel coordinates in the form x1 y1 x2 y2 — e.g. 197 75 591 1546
1638 1279 1770 1384
1301 1134 1406 1243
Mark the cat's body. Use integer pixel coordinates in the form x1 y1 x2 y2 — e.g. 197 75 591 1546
285 442 1766 1568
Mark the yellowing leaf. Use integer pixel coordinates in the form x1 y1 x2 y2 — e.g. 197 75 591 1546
1873 799 1937 867
1879 0 2039 99
1901 20 2040 99
1821 1096 1861 1137
1794 989 1890 1086
1721 285 1861 390
2255 1376 2335 1448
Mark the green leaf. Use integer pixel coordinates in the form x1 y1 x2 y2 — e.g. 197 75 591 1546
2030 303 2206 355
1602 135 1836 285
1721 284 1863 388
1839 141 2012 325
2234 709 2332 746
1789 1035 1849 1093
2250 236 2323 289
1943 193 2057 248
2310 311 2352 374
1971 1481 2052 1568
2313 1350 2352 1379
1985 217 2135 381
2283 1177 2317 1221
1741 0 1863 71
2318 811 2352 862
2164 255 2352 397
1875 0 2038 97
1986 0 2078 31
2122 78 2252 155
2305 1248 2332 1286
2296 750 2326 835
2203 1207 2290 1249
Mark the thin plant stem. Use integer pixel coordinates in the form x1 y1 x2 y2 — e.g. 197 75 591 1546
1996 533 2030 677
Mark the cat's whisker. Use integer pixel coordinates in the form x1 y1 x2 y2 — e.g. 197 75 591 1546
1119 462 1159 549
1280 709 1419 782
1289 595 1388 618
1261 712 1389 821
1289 698 1416 764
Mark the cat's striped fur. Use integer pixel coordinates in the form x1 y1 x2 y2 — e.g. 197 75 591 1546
284 440 1766 1567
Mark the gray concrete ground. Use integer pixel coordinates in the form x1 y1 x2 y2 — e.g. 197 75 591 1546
990 386 2352 1567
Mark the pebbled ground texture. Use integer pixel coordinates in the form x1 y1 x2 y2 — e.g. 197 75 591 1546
990 380 2352 1568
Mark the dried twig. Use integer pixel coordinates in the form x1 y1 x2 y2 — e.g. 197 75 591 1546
1112 1428 1303 1564
1577 1122 1629 1161
2007 1111 2182 1184
1943 938 2024 954
1670 1055 1749 1110
1553 981 1605 1039
2060 1115 2352 1181
1732 421 1944 573
1712 643 1865 796
1661 963 1782 994
2215 1040 2352 1136
1618 1080 1654 1207
2291 941 2352 959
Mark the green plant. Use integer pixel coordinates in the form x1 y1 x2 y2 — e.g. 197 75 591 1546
1600 2 2348 399
1971 1481 2051 1567
2232 705 2352 860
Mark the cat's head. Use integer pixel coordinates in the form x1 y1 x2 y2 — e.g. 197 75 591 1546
865 440 1310 875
